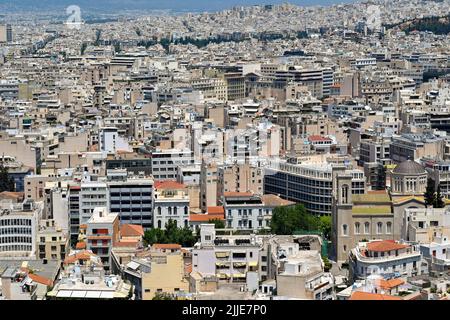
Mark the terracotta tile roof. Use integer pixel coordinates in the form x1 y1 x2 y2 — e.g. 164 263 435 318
152 243 182 250
154 180 186 190
64 250 95 265
76 242 86 249
28 273 53 287
377 278 405 290
185 263 192 274
190 213 224 222
366 240 409 252
349 291 402 300
207 206 224 214
121 224 144 237
79 224 87 230
114 240 139 248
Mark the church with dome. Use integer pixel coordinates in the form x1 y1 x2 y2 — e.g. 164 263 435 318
331 160 437 263
390 160 428 197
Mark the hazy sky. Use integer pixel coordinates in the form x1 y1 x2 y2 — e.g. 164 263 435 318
1 0 355 12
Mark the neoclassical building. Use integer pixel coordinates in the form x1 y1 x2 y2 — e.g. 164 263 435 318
390 160 428 197
331 162 429 264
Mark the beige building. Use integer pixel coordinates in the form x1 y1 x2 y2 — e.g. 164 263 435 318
200 162 218 212
217 163 263 199
37 219 69 261
331 165 426 263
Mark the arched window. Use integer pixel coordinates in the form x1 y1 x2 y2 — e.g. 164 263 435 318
184 220 188 228
157 207 161 215
184 206 188 215
168 207 172 215
377 222 383 234
354 222 360 234
386 222 392 234
342 224 348 236
174 207 178 215
341 185 349 204
364 222 370 234
157 220 162 229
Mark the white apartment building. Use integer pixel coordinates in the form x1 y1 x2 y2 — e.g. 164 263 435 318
0 200 40 259
151 148 194 180
192 224 260 288
153 181 190 229
79 182 109 225
349 240 422 282
223 193 294 231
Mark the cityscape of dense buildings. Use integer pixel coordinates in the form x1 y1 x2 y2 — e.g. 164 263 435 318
1 0 450 302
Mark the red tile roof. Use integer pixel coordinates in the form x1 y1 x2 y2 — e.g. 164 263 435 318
207 206 225 214
377 278 405 290
76 242 86 249
349 291 402 300
366 240 409 252
121 224 144 237
152 244 182 250
190 213 225 222
154 180 186 190
28 273 53 287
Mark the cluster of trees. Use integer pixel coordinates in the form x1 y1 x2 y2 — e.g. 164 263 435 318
425 178 445 208
403 15 450 35
0 164 15 193
136 31 310 52
270 204 331 240
143 219 197 247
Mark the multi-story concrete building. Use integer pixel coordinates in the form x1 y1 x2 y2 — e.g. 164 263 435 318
37 219 69 261
79 181 109 225
0 199 40 260
85 207 120 271
150 148 194 181
108 171 154 230
349 240 422 281
154 181 190 229
264 160 365 216
223 192 294 231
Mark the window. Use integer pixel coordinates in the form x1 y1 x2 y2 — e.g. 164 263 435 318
354 222 360 234
341 185 349 204
342 224 348 236
386 222 392 234
377 222 383 234
364 222 370 234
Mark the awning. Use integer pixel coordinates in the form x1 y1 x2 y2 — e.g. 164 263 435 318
215 252 229 258
232 273 246 278
248 261 258 267
215 262 229 267
233 262 246 268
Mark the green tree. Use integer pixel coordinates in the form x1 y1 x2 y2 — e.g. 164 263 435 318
425 178 436 207
319 215 332 240
270 204 320 235
153 292 175 300
0 163 15 192
208 218 225 229
434 184 445 208
143 220 197 247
